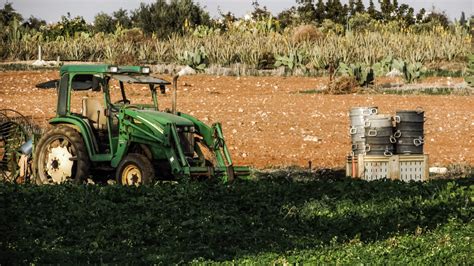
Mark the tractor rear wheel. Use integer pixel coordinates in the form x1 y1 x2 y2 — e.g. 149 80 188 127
33 126 89 184
116 153 154 186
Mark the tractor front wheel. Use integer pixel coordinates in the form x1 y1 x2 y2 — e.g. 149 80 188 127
33 126 89 184
116 153 154 186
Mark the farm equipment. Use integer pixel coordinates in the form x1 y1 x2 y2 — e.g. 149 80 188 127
28 64 249 185
0 109 42 183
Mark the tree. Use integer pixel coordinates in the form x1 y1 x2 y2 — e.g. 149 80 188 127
423 10 450 28
113 8 132 28
296 0 317 23
251 1 272 21
367 0 379 19
379 0 395 21
277 7 298 28
93 12 115 33
416 8 426 23
0 2 23 26
132 0 210 36
315 0 326 23
22 16 46 31
348 0 356 16
325 0 347 25
459 12 466 26
354 0 365 14
405 7 415 25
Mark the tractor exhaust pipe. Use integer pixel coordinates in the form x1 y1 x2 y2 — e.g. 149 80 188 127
172 66 196 115
172 75 178 115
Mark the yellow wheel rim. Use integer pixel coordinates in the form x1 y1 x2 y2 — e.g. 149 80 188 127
121 164 142 186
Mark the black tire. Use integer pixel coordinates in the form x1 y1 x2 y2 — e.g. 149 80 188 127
116 153 154 186
33 125 90 184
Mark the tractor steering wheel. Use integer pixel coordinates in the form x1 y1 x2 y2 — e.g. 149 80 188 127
114 99 131 104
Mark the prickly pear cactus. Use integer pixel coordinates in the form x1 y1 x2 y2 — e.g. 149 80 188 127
178 46 208 70
274 50 306 71
392 59 425 83
465 54 474 87
338 63 374 86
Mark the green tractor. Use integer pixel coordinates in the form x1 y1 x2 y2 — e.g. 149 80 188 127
33 64 249 185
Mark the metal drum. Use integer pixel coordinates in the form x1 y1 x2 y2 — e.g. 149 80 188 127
349 107 378 155
394 109 424 154
364 115 395 156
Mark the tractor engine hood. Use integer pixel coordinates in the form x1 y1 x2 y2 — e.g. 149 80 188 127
126 109 194 134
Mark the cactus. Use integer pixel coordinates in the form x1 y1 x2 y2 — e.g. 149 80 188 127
372 56 393 76
274 50 307 72
178 46 208 70
465 54 474 87
338 63 374 86
392 59 425 83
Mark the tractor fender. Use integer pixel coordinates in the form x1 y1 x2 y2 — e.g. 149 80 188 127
49 117 97 158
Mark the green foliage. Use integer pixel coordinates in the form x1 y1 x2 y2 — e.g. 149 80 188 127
42 14 89 40
192 25 221 38
373 56 393 76
320 19 345 35
93 12 115 34
0 2 23 27
0 176 472 264
274 50 307 72
465 54 474 87
178 46 208 70
338 62 375 86
392 59 425 83
131 0 210 37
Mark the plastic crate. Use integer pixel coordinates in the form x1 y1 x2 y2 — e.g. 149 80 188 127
346 154 429 182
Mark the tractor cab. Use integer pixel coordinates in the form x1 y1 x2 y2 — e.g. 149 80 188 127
33 64 249 185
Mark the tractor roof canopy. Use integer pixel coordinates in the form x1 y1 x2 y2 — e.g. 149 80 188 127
111 74 170 85
60 64 152 76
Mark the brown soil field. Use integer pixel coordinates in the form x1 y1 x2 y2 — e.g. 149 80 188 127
0 70 472 169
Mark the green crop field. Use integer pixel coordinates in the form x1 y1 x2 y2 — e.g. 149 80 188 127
1 173 472 264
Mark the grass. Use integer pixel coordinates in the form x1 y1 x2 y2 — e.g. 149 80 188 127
0 173 472 264
379 87 471 96
0 63 58 72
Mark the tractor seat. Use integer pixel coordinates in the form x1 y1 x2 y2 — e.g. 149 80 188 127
82 97 107 130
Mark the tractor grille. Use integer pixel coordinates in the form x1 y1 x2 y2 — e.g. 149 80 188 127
178 131 195 157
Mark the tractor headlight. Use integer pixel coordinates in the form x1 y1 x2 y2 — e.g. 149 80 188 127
108 66 119 73
141 66 150 74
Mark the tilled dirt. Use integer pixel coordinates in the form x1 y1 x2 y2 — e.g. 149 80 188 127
0 70 472 169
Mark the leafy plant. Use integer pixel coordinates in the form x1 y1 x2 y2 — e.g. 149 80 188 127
274 50 307 72
392 59 425 83
373 56 394 76
338 62 374 86
178 46 209 70
0 175 472 264
464 54 474 87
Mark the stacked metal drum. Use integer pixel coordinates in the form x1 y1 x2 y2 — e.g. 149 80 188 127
349 107 378 155
349 107 425 156
364 114 395 156
394 109 425 154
